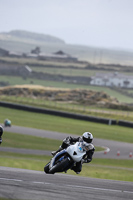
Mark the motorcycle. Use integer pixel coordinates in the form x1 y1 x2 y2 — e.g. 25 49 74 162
44 137 93 174
4 119 11 127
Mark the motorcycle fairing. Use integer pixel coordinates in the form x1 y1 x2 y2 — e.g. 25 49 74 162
49 149 67 169
66 142 86 162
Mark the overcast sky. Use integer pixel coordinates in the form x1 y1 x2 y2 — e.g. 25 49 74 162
0 0 133 50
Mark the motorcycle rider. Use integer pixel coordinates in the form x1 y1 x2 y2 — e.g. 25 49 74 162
0 125 3 144
51 132 95 174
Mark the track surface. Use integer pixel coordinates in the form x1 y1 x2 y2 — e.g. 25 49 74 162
0 167 133 200
2 125 133 159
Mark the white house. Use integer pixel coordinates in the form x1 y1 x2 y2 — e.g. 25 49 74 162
90 72 133 88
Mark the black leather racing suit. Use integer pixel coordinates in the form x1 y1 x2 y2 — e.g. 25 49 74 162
0 125 3 144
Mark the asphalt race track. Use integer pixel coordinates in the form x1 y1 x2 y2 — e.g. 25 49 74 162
0 167 133 200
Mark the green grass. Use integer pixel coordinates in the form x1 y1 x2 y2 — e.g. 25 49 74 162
0 107 133 181
31 66 133 77
80 162 133 182
31 66 97 77
2 132 61 150
0 152 133 181
2 131 103 152
0 198 11 200
0 107 133 143
0 152 47 172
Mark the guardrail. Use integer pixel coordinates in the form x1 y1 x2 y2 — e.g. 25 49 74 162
0 101 117 125
118 120 133 128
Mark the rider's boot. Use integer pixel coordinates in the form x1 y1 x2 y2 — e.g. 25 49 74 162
71 167 80 174
51 146 63 156
71 165 81 174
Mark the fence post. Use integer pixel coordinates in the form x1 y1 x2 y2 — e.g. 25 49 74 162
108 119 112 125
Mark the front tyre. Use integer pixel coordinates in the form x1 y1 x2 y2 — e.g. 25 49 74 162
49 157 70 174
44 162 50 173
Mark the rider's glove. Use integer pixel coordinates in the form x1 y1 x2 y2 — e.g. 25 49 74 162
64 136 73 143
82 158 91 164
81 159 87 164
68 136 73 143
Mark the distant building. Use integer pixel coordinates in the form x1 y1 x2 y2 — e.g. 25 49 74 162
0 48 24 58
0 48 9 56
26 53 38 58
8 51 23 58
38 50 78 62
18 65 32 77
54 50 68 55
90 72 133 88
0 47 78 62
31 47 41 55
0 64 32 77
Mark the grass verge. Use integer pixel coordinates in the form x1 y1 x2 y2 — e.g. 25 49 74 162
0 152 133 182
2 132 103 152
0 107 133 143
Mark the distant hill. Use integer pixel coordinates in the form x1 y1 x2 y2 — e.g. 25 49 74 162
0 30 133 65
0 30 65 44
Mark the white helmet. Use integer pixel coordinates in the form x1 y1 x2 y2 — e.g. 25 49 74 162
82 132 93 143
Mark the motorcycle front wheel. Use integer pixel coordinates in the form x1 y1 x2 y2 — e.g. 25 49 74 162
44 162 50 173
49 157 71 174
